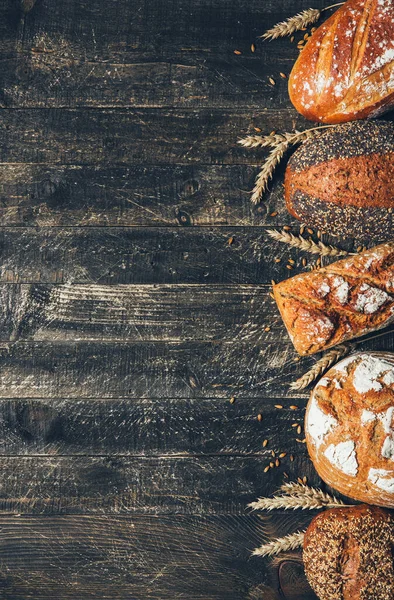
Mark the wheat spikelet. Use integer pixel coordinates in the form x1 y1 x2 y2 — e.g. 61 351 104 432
252 531 305 557
261 8 321 40
251 143 287 203
249 483 349 511
279 482 346 506
290 344 352 390
267 229 349 257
238 133 286 149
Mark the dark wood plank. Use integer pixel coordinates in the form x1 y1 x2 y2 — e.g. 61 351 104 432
0 227 352 284
0 283 279 342
0 164 291 227
0 514 316 599
0 0 325 109
0 397 305 456
0 334 391 399
0 108 308 165
0 454 318 515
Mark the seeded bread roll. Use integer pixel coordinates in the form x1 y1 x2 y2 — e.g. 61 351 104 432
284 121 394 239
303 505 394 600
273 242 394 356
305 352 394 506
288 0 394 123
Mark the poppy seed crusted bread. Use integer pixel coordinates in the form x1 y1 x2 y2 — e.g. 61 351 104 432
305 352 394 506
272 242 394 355
303 505 394 600
285 121 394 239
288 0 394 123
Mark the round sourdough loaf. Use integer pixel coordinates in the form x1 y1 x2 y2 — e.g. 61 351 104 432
303 505 394 600
305 352 394 506
284 120 394 239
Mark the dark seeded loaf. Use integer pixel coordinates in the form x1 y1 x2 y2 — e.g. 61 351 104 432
273 242 394 356
284 121 394 239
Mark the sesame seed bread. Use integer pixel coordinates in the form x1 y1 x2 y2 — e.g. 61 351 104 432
305 352 394 507
273 242 394 356
288 0 394 123
284 121 394 239
303 505 394 600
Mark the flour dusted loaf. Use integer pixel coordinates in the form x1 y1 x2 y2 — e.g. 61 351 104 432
288 0 394 123
273 242 394 356
305 352 394 506
303 505 394 600
285 120 394 239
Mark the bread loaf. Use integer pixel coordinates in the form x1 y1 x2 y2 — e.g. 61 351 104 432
303 505 394 600
305 352 394 507
273 242 394 356
288 0 394 123
285 120 394 239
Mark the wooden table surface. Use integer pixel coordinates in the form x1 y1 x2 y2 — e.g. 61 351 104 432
0 0 393 598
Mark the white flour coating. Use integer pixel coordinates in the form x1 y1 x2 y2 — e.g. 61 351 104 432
383 370 394 386
352 355 394 394
353 283 390 315
324 441 358 476
382 436 394 460
333 355 357 375
316 377 330 388
306 314 335 345
368 468 394 494
361 409 376 424
331 276 349 305
334 379 342 390
306 396 338 449
317 282 330 298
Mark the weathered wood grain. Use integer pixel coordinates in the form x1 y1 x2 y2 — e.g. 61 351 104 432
0 514 316 599
0 227 352 284
0 0 325 109
0 108 309 165
0 334 390 400
0 397 306 456
0 454 318 514
0 283 278 342
0 164 292 227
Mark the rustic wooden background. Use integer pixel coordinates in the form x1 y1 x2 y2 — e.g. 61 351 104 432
0 0 393 598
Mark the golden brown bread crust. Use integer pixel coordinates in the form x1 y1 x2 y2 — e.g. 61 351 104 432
303 505 394 600
305 352 394 507
273 242 394 356
288 0 394 123
284 121 394 239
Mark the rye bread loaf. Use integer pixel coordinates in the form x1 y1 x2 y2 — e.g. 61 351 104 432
305 352 394 507
272 242 394 355
303 505 394 600
288 0 394 123
284 120 394 240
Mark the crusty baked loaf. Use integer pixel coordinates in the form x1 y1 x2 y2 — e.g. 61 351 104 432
305 352 394 506
288 0 394 123
273 242 394 356
303 505 394 600
285 121 394 240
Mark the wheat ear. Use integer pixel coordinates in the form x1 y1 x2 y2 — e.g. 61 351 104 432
267 229 348 257
245 126 335 203
290 344 352 390
249 483 349 511
261 8 321 40
252 531 305 557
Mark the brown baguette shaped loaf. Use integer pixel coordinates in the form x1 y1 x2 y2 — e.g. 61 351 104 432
272 242 394 355
288 0 394 123
305 352 394 507
303 505 394 600
285 121 394 240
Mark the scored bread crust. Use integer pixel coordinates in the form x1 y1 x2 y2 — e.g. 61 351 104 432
305 352 394 507
303 505 394 600
273 242 394 356
288 0 394 123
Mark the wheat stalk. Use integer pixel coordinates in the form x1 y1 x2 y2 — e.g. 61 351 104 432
249 483 349 511
290 344 352 390
252 531 305 557
244 126 335 203
267 229 349 257
261 8 321 40
260 3 345 40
